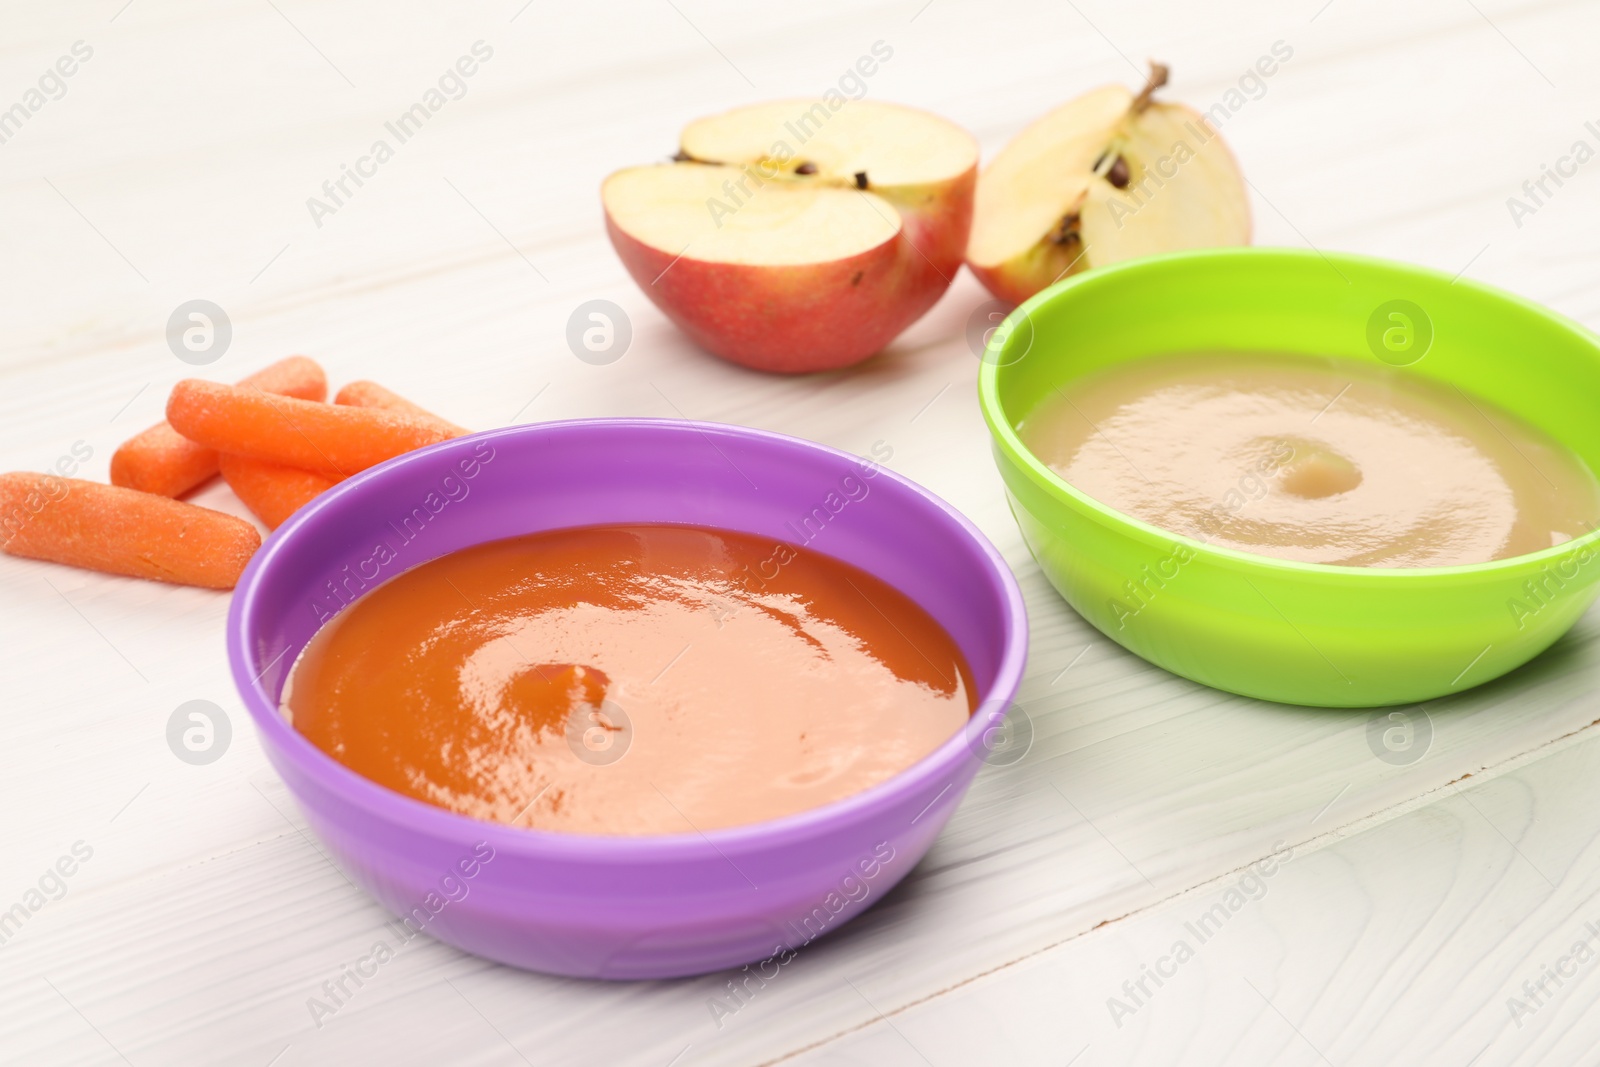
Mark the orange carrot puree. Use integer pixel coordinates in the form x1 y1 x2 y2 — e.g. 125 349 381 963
285 524 974 834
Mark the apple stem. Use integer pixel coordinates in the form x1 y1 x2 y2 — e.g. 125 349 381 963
1130 61 1170 114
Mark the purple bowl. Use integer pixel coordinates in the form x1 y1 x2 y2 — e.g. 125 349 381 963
227 418 1027 979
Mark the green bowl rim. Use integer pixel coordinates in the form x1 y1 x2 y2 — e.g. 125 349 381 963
976 246 1600 583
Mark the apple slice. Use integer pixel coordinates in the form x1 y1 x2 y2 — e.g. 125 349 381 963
603 100 977 373
968 64 1251 306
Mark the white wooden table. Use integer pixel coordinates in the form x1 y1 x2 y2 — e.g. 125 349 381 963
3 1 1599 1063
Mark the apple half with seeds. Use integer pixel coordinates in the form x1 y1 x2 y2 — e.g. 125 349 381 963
968 63 1251 306
603 100 978 373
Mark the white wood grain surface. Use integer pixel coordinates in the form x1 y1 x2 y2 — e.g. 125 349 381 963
2 1 1598 1064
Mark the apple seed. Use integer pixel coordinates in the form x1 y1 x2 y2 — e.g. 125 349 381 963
1049 213 1082 247
1106 156 1131 188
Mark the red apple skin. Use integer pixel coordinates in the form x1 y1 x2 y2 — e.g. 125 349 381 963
605 167 975 374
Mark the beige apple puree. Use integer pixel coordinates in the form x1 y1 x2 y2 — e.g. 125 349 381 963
1018 351 1600 567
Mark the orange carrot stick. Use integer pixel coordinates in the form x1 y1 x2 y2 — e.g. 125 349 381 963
110 356 328 497
167 380 459 477
0 473 260 589
219 454 338 530
335 380 468 436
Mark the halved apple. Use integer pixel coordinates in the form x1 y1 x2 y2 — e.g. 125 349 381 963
603 100 977 373
968 64 1251 306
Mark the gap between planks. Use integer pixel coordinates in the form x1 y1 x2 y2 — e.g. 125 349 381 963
755 705 1600 1066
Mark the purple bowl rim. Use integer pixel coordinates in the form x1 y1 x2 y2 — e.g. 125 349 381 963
226 417 1030 860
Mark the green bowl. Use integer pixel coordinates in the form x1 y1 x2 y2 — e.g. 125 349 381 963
978 248 1600 707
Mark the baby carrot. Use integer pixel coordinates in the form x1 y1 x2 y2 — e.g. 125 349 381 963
334 380 468 436
108 423 216 499
0 473 260 589
219 454 338 530
167 380 459 477
110 356 328 497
